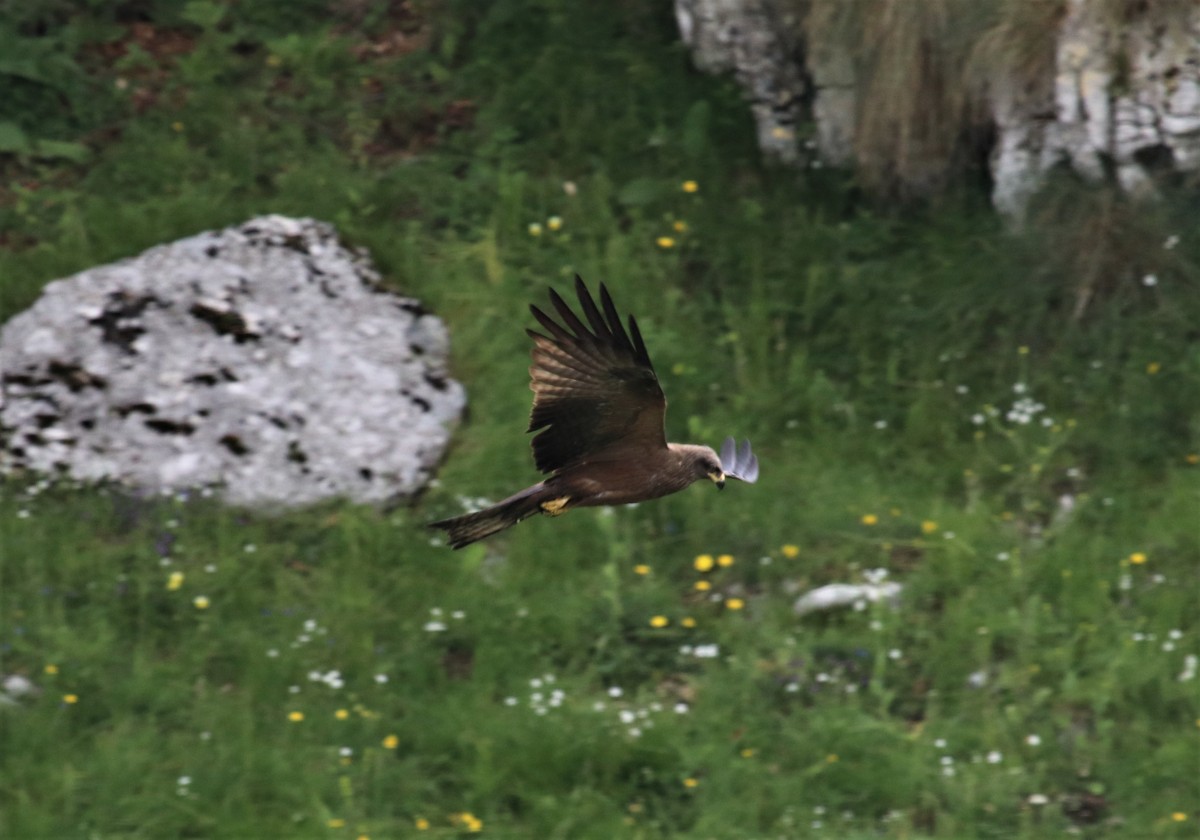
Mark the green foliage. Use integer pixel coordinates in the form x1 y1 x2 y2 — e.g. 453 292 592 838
1 1 1198 838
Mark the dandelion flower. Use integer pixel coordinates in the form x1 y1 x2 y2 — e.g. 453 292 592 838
726 597 745 611
1186 453 1198 465
741 747 756 758
44 664 58 675
415 817 430 830
683 777 699 788
287 710 304 722
547 215 563 231
1147 361 1161 375
1173 812 1188 822
335 708 349 720
656 236 676 249
1129 552 1147 565
650 615 669 628
673 220 688 233
681 180 699 193
455 812 483 832
167 571 184 591
1017 345 1029 355
633 564 650 575
382 734 399 749
717 554 734 568
694 580 711 592
921 520 938 535
861 514 878 526
171 121 184 132
327 818 346 828
782 544 799 559
826 753 839 763
694 554 714 572
63 694 78 704
193 595 210 609
681 617 696 628
528 222 543 237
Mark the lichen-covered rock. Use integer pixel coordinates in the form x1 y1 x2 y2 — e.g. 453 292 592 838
675 0 806 164
0 215 465 507
678 0 1200 218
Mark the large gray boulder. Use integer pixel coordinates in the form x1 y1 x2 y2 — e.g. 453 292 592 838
0 215 465 507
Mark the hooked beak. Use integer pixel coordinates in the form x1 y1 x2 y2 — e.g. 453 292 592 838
709 471 726 490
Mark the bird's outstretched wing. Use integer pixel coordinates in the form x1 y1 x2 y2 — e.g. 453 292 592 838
526 276 667 474
720 437 760 483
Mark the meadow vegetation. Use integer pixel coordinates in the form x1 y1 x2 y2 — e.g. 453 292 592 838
1 2 1197 837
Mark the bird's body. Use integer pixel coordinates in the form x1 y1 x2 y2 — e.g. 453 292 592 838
430 278 758 549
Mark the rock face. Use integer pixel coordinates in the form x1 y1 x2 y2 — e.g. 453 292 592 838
0 216 465 507
675 0 806 164
677 0 1200 217
991 0 1200 218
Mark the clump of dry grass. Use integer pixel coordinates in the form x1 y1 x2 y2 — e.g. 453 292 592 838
795 0 1065 200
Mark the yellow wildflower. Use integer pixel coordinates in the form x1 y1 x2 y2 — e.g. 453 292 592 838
547 215 563 231
44 664 58 675
681 617 696 628
382 734 399 749
1147 361 1161 375
656 236 676 249
921 520 938 535
683 777 699 788
681 180 698 193
861 514 878 526
335 708 349 720
63 694 78 704
1173 812 1188 822
1018 345 1029 355
193 595 210 609
717 554 734 568
726 597 745 611
1186 453 1199 465
454 812 483 832
1129 552 1147 565
694 580 711 592
694 554 714 572
415 817 430 830
327 818 346 828
650 615 669 628
673 220 688 233
826 753 839 763
633 564 650 575
287 711 304 722
528 222 543 237
171 121 184 132
741 747 756 758
167 571 184 591
781 544 799 558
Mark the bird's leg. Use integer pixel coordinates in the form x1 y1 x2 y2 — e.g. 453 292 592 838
539 496 571 516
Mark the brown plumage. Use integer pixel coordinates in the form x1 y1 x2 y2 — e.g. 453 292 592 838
430 276 759 549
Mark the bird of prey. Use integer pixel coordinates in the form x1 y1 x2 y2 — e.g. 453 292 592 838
430 276 759 549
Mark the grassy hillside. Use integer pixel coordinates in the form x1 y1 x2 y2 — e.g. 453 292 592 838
1 2 1197 837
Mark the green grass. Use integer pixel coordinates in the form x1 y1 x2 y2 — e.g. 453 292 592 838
2 2 1199 837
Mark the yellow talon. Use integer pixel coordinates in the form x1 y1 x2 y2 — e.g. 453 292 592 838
540 496 571 516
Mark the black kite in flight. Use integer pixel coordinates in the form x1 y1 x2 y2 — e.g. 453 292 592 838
430 277 759 548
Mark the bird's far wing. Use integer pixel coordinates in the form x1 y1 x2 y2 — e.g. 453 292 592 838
720 436 760 483
526 276 667 474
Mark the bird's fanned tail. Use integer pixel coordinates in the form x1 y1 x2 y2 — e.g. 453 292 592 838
429 483 553 549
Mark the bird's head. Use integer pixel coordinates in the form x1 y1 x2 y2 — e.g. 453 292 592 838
675 444 726 489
